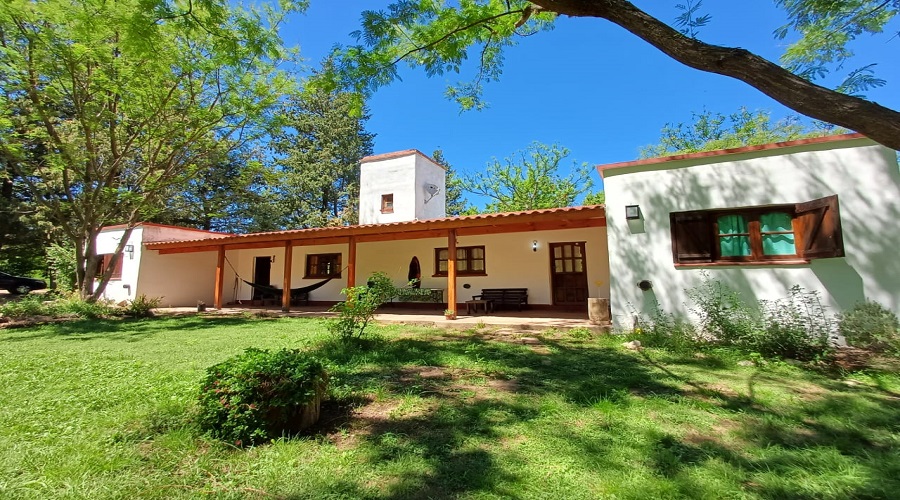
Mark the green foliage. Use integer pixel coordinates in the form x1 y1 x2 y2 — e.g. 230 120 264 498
582 191 606 205
197 348 328 446
776 0 896 92
271 84 375 228
0 294 52 319
0 0 300 298
758 286 834 360
463 142 594 213
46 244 77 292
328 272 396 341
640 108 837 158
0 292 118 319
837 301 900 352
674 0 712 39
123 295 162 318
687 272 761 347
630 303 699 353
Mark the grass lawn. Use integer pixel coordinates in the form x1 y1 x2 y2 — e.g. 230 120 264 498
1 315 899 499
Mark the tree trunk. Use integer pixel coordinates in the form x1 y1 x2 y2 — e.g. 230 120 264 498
530 0 900 151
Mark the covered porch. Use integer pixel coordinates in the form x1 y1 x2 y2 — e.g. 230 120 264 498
144 206 609 318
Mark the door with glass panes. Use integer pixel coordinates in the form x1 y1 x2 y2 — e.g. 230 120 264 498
549 242 589 306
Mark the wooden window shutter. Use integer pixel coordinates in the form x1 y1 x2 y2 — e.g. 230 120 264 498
111 253 123 280
670 211 714 263
795 194 844 259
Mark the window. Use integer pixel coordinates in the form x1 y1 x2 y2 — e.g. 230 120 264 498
434 246 486 276
381 194 394 213
97 254 123 280
670 195 843 266
305 253 341 278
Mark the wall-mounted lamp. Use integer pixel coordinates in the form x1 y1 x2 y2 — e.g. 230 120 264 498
625 205 642 220
532 240 538 252
124 244 134 260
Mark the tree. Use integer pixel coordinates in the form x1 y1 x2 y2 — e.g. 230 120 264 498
271 88 375 228
0 0 297 299
430 149 472 216
639 108 840 158
324 1 900 150
462 143 594 212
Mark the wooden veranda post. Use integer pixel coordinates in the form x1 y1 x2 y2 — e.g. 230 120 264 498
214 245 225 309
281 240 293 312
447 229 457 316
347 236 357 289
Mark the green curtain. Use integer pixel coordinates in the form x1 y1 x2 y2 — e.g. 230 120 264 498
761 212 796 255
718 215 751 257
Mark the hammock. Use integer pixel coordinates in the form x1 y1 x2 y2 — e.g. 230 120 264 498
241 273 339 300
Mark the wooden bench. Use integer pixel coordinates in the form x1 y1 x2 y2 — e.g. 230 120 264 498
472 288 528 311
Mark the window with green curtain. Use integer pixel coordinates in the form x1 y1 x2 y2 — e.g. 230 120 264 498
717 214 751 257
760 212 796 255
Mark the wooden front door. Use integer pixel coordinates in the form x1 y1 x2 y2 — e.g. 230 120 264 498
550 242 589 306
252 256 271 300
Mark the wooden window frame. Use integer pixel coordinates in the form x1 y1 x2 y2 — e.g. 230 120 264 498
304 253 342 279
97 253 124 280
713 206 799 263
433 245 486 277
670 195 844 267
381 194 394 214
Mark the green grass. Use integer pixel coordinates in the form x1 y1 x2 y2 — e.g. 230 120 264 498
1 315 899 499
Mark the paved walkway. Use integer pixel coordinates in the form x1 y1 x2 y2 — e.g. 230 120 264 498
160 305 608 333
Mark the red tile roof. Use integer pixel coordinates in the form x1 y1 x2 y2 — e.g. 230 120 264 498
145 205 606 250
100 222 231 235
596 133 868 177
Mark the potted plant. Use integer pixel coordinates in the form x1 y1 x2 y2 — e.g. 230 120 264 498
444 308 456 320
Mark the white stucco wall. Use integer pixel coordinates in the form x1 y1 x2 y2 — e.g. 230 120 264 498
224 227 609 306
96 224 227 306
359 152 446 225
602 137 900 327
95 227 144 303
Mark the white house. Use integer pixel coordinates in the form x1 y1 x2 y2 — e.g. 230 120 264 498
99 150 610 314
96 134 900 325
599 133 900 328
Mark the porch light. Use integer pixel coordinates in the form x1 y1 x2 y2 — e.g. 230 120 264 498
625 205 642 220
124 244 134 259
532 240 538 252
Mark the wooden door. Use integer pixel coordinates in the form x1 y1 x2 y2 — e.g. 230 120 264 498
550 242 589 306
252 256 271 300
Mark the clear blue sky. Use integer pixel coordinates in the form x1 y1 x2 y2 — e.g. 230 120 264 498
281 2 899 201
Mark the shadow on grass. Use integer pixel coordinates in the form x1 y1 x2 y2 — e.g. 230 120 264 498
0 314 273 342
293 332 900 499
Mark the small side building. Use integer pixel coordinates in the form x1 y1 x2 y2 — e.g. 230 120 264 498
599 133 900 328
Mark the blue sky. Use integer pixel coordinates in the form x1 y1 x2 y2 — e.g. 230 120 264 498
281 2 899 201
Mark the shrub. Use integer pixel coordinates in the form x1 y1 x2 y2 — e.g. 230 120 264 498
56 294 119 319
123 295 162 318
757 286 834 360
631 302 698 352
837 301 900 352
686 273 761 346
0 294 56 319
328 271 395 341
197 348 328 446
46 244 78 292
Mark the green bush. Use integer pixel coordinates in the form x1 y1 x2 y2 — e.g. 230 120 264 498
328 271 396 342
686 272 761 347
757 286 833 360
197 348 328 446
46 244 77 292
0 294 56 319
56 294 119 319
123 295 162 318
837 301 900 352
631 302 699 352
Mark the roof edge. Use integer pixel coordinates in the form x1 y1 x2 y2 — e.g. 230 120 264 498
100 222 231 235
597 133 869 177
360 149 445 169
